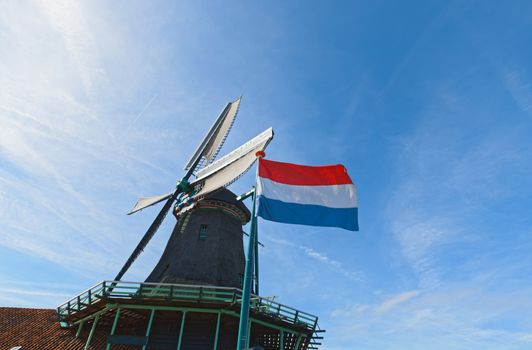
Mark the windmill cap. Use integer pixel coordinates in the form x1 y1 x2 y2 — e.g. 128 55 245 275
203 187 251 222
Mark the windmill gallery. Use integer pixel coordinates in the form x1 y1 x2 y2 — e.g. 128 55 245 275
0 98 359 350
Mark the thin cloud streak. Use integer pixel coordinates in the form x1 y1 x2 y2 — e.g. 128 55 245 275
266 236 363 282
0 3 187 280
0 287 71 298
375 290 419 315
128 94 158 131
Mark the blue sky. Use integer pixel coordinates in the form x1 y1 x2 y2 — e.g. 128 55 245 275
1 1 532 349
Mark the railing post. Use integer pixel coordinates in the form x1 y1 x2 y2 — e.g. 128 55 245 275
88 289 92 304
102 281 107 297
77 296 81 310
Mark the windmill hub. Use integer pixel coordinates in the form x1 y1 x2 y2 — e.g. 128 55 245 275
177 178 191 192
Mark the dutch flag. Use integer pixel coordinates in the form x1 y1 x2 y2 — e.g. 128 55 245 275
256 158 359 231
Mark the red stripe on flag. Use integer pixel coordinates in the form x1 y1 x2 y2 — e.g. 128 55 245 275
258 159 353 186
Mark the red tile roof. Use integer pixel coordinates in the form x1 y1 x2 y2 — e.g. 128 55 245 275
0 307 128 350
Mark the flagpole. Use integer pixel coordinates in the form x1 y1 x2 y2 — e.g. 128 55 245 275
237 151 264 350
237 185 257 350
254 217 259 296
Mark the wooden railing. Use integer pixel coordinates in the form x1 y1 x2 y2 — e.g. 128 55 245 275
57 281 318 330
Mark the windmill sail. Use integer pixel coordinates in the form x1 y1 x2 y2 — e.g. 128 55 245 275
184 97 241 175
114 194 176 281
190 127 274 199
202 98 241 164
128 192 174 215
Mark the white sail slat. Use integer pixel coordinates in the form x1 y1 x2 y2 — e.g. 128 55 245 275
128 192 173 215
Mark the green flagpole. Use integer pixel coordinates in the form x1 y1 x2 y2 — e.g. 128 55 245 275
237 151 266 350
253 216 259 296
237 185 257 350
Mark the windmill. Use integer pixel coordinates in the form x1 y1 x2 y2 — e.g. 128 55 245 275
114 97 274 284
53 98 323 350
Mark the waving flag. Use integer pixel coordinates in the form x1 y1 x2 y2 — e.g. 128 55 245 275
257 159 358 231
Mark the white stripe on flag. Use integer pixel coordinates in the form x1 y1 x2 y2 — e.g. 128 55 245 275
258 177 358 208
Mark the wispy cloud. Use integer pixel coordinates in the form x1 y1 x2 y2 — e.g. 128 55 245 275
501 68 532 114
330 290 419 318
128 94 158 131
0 287 71 298
375 290 419 315
35 0 105 97
266 236 363 282
0 2 191 282
328 286 532 349
331 304 369 318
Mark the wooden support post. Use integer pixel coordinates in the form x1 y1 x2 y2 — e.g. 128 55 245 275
84 314 100 350
106 307 121 350
177 311 187 350
76 321 84 338
294 334 303 350
142 308 155 350
213 312 221 350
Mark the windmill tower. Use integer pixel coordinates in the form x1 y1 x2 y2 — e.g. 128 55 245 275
55 98 324 350
145 187 250 288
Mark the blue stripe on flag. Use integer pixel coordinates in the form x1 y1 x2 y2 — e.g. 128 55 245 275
257 196 359 231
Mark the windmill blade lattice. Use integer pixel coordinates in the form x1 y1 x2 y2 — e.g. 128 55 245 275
184 97 241 175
